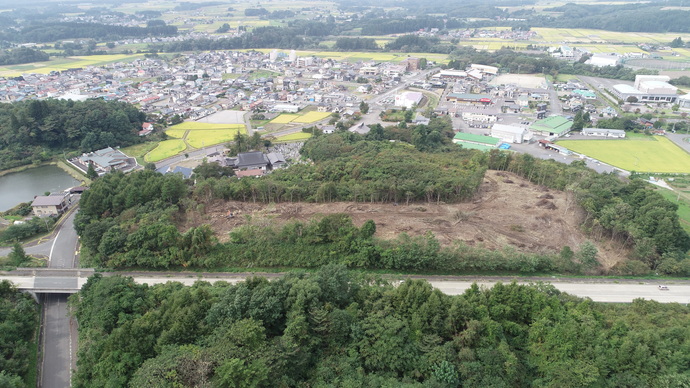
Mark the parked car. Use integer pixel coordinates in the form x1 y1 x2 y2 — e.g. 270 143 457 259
658 285 669 291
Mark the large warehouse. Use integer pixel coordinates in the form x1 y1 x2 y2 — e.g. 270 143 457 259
395 91 423 109
491 124 530 143
530 116 573 137
611 75 678 103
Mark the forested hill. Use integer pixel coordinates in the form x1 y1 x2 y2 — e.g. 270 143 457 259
71 268 690 387
0 99 146 170
0 280 39 387
5 22 177 43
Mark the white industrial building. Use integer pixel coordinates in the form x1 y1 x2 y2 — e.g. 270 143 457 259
585 54 620 67
470 64 499 75
394 91 423 109
272 104 300 113
611 75 678 104
582 128 626 138
678 94 690 109
491 124 530 143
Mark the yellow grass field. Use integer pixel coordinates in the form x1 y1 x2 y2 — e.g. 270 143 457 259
274 132 312 142
0 54 144 76
292 111 332 123
185 129 237 148
557 136 690 173
165 129 187 139
145 140 187 163
270 114 300 124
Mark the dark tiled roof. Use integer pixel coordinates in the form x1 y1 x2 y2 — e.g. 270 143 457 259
235 151 269 168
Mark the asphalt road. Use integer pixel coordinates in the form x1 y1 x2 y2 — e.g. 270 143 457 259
95 274 690 304
41 294 75 388
40 208 80 388
48 210 79 269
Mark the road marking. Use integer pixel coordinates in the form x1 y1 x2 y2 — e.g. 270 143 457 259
48 228 63 265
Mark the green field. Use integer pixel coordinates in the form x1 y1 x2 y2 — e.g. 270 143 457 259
270 114 300 124
292 111 332 123
274 132 312 142
557 136 690 173
120 142 159 165
186 129 238 148
145 140 187 162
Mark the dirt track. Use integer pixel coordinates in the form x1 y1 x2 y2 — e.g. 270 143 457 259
181 170 626 268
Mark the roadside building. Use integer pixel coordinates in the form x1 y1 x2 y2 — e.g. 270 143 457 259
530 116 573 137
582 128 626 138
394 91 423 109
272 104 300 113
446 93 492 105
31 192 73 216
452 132 500 151
491 124 530 143
461 111 497 123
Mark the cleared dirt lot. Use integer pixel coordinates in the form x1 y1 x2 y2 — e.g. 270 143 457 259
183 170 626 268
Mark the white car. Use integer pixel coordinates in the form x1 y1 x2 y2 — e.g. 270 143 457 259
658 285 669 291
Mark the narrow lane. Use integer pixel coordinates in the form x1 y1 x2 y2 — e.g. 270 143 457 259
41 294 72 388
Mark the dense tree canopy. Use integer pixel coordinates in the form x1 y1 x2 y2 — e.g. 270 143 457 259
71 268 690 388
0 99 146 170
0 280 39 387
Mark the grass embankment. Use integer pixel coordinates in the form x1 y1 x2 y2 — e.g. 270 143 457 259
557 136 690 173
120 142 159 166
274 132 312 142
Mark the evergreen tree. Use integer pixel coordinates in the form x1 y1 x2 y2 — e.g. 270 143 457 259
8 242 28 266
86 162 98 180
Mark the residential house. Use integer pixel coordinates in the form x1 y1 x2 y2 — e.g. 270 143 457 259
235 151 270 171
31 192 73 216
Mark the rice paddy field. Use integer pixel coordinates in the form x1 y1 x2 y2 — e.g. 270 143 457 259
557 136 690 173
164 129 187 139
186 130 237 148
274 132 312 142
145 139 187 163
0 54 144 76
162 122 247 153
292 111 332 123
270 114 300 124
533 28 690 45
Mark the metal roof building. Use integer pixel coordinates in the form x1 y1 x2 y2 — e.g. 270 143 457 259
530 116 573 136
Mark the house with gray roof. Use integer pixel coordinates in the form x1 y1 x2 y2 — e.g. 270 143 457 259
235 151 270 171
74 147 137 175
266 152 286 169
31 192 73 216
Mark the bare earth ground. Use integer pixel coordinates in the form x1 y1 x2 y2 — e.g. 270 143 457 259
182 170 626 269
489 74 548 89
196 110 246 124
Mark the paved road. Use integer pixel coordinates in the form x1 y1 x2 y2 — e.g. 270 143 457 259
40 208 80 388
102 274 690 304
41 294 76 388
48 211 79 269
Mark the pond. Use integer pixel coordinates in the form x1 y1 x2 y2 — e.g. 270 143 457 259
0 165 80 212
